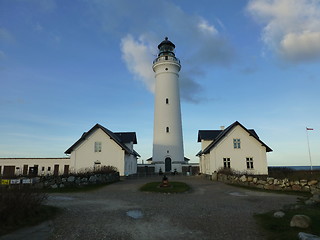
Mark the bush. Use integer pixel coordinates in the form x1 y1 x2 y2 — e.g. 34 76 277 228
0 186 52 235
67 165 118 178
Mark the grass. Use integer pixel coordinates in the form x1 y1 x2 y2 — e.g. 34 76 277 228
254 204 320 240
140 181 191 193
44 182 114 193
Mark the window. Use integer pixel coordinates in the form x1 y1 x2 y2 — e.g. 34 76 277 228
166 127 169 133
223 158 230 169
94 142 102 152
48 166 51 171
41 166 45 171
233 138 241 149
246 157 254 169
166 98 169 104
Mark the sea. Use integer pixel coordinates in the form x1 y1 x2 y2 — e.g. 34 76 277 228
269 166 320 171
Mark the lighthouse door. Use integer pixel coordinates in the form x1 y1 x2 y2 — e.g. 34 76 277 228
165 157 172 172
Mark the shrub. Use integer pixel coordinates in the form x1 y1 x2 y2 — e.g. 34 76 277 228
0 186 50 235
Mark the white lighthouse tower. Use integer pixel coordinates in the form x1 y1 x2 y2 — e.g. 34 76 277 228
152 37 184 173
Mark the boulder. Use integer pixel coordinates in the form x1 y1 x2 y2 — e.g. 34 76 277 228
311 194 320 203
67 176 75 182
303 186 310 191
274 211 285 218
298 232 320 240
247 176 253 182
292 185 302 191
252 177 258 183
89 175 97 183
308 180 318 186
300 180 308 186
239 175 247 182
305 199 315 205
290 215 311 229
51 184 58 189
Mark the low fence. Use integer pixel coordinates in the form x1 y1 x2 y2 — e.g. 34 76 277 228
0 172 120 189
215 173 320 194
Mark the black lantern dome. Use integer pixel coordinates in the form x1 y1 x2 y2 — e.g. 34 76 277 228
158 37 175 57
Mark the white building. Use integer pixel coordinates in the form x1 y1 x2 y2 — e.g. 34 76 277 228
0 124 140 177
197 121 272 175
152 37 185 173
65 124 140 176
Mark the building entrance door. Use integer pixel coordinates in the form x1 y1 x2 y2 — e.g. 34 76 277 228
165 157 172 172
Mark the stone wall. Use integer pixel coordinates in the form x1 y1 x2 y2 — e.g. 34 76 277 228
1 172 120 189
216 173 320 194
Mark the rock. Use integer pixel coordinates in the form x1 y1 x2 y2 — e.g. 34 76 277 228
257 180 267 185
300 180 308 186
308 180 318 186
253 177 258 183
294 180 300 185
247 176 253 182
239 175 247 182
292 185 302 191
305 199 315 205
303 186 310 191
89 175 97 183
51 184 58 189
273 179 279 185
290 215 311 229
274 211 285 218
264 184 275 190
61 178 67 182
311 194 320 203
298 232 320 240
67 176 75 182
59 183 65 188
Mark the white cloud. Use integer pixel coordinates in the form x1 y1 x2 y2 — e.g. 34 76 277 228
198 18 218 35
120 35 155 92
247 0 320 62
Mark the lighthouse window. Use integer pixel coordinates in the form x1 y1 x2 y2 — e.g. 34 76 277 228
166 98 169 104
166 127 169 133
165 68 168 71
165 56 168 60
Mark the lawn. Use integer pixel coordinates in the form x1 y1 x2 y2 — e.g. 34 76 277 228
139 181 191 193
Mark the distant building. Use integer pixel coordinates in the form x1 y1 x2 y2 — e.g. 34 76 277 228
197 121 272 175
0 124 140 177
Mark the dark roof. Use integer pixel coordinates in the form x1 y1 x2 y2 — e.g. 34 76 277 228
158 37 175 49
64 124 139 156
197 121 272 156
114 132 137 144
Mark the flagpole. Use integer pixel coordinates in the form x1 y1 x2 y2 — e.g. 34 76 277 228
306 127 313 171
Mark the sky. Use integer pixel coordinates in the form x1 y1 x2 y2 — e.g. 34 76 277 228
0 0 319 166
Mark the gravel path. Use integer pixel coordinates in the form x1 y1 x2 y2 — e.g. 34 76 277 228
40 176 298 240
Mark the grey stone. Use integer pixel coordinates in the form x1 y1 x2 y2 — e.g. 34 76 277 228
298 232 320 240
290 215 311 229
51 184 58 189
67 176 75 182
89 175 97 182
308 180 318 186
312 194 320 203
305 199 315 205
252 177 258 183
300 180 308 186
59 184 65 188
239 175 247 182
274 211 285 218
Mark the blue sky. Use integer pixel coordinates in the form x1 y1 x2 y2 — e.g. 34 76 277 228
1 0 319 166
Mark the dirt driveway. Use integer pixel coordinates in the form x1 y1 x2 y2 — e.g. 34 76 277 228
1 176 300 240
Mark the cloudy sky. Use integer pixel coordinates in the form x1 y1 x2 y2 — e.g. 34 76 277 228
1 0 319 166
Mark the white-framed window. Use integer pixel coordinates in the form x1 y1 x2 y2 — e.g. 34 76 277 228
246 157 254 169
233 138 241 149
94 142 102 152
223 158 231 169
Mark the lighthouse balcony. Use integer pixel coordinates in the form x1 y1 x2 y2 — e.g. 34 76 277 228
153 56 180 65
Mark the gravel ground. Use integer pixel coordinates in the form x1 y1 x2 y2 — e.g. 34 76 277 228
1 176 299 240
41 176 299 240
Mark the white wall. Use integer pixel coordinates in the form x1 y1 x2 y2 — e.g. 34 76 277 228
200 125 269 175
70 128 126 175
0 158 70 176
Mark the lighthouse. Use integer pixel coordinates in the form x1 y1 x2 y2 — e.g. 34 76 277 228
152 37 184 173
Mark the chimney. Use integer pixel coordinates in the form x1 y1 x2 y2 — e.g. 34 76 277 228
220 126 225 130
